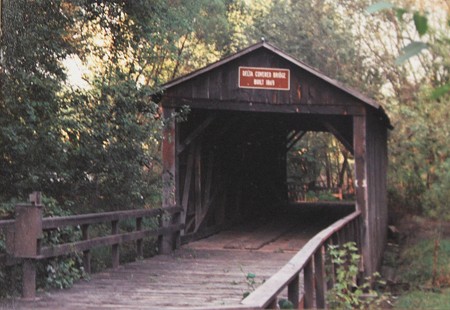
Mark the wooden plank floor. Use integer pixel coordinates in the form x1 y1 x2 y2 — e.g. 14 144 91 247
2 205 352 309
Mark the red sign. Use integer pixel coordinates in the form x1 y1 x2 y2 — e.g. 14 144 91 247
239 67 290 90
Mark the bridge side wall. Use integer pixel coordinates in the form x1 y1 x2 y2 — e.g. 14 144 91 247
366 112 389 273
354 112 388 276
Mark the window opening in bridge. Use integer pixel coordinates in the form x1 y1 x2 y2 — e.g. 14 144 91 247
286 131 355 203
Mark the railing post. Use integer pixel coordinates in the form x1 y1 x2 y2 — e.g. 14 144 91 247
314 246 326 309
136 217 143 259
81 224 91 274
111 220 119 268
158 211 172 254
303 258 314 309
325 239 335 290
13 192 43 299
287 274 299 308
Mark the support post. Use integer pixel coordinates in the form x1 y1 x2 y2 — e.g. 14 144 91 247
353 115 370 275
161 107 178 254
314 247 326 308
81 224 91 274
287 274 299 308
22 259 36 300
136 217 143 259
14 192 43 299
303 259 314 309
111 220 119 268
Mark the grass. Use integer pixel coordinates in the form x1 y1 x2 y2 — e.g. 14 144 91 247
392 237 450 309
396 239 450 288
394 288 450 309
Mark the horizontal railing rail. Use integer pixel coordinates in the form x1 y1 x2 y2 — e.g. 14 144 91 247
1 196 183 300
240 209 362 309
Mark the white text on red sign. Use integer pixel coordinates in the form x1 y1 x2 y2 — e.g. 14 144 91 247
239 67 290 90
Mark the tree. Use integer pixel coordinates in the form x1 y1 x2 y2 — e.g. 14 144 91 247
0 0 75 200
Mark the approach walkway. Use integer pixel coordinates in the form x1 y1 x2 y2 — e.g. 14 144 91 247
3 205 352 309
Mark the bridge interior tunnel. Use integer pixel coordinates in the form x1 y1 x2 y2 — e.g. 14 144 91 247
177 109 355 237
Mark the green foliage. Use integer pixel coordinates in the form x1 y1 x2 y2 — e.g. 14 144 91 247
287 132 353 199
1 0 74 199
278 298 295 309
44 254 86 290
397 239 450 288
395 42 429 65
326 242 385 309
240 269 266 300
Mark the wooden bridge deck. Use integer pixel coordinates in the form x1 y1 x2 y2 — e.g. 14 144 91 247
3 205 352 309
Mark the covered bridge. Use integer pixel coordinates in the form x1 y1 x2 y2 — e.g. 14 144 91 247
159 41 391 275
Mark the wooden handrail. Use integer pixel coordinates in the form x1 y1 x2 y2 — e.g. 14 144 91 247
42 205 181 229
1 203 183 300
241 210 362 309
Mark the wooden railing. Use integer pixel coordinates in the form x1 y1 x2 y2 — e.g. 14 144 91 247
240 209 362 309
0 194 183 300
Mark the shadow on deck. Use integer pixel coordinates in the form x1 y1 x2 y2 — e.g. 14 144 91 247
3 203 353 309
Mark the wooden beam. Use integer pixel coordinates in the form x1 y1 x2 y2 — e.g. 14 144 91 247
177 115 216 154
322 121 354 154
161 107 177 254
286 130 306 152
194 142 203 232
181 145 195 234
353 115 371 275
163 97 367 116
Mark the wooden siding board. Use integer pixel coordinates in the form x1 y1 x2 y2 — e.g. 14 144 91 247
353 114 372 275
162 48 368 113
365 113 388 271
162 97 366 116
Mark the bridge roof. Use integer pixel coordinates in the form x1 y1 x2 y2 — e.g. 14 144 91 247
161 41 391 128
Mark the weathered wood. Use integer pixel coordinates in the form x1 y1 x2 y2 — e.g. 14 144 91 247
322 120 354 154
242 210 361 308
286 130 306 151
354 115 371 275
41 207 180 230
314 247 326 308
111 220 119 268
14 203 42 257
303 259 314 309
194 142 203 231
81 224 91 274
22 259 36 300
39 224 183 259
287 274 300 308
136 217 143 258
161 107 177 254
181 144 196 233
177 115 216 154
163 98 366 115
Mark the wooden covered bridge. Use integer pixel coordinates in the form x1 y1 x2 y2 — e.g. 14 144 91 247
1 42 391 309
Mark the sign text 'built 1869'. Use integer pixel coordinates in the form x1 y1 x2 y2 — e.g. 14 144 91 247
238 66 290 91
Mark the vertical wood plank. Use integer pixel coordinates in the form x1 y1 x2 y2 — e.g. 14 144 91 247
353 115 371 275
194 142 203 231
181 145 195 233
161 107 177 253
111 220 119 268
136 217 143 259
81 224 91 274
22 259 36 300
304 259 314 309
314 247 326 309
326 239 336 290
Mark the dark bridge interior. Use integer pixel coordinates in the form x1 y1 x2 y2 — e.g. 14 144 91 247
177 109 354 235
